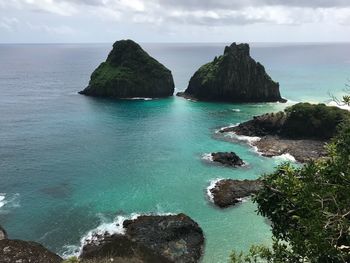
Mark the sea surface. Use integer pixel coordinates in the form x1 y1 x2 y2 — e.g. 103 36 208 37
0 42 349 262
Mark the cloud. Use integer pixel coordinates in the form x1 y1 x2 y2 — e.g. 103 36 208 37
0 17 19 32
0 0 350 42
26 22 75 35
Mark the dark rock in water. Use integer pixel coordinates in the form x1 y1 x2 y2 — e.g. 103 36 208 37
178 42 285 103
0 239 62 263
210 179 261 208
211 152 244 167
79 39 174 98
81 213 204 263
0 225 7 240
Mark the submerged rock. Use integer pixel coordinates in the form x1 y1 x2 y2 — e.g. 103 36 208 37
79 39 174 98
209 179 261 208
211 152 244 167
0 225 7 240
178 42 285 102
0 239 62 263
81 213 204 263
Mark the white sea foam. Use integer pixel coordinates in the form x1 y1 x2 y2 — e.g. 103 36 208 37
273 153 296 162
216 123 239 133
0 193 20 212
127 97 153 101
206 178 222 203
236 197 250 203
202 153 213 162
0 193 6 208
224 132 261 146
285 98 299 104
232 109 241 112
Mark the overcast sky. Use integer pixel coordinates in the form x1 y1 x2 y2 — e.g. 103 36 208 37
1 0 350 43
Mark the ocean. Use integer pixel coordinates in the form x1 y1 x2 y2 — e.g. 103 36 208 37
0 42 349 262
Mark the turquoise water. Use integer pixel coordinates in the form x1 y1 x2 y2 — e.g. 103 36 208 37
0 43 349 262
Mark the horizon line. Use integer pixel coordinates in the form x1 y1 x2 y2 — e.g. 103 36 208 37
1 41 350 45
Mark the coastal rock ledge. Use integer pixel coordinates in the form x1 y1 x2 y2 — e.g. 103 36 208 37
81 213 205 263
220 103 350 162
209 179 261 208
0 238 62 263
79 39 175 98
177 42 285 102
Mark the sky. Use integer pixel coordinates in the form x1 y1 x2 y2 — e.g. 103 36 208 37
0 0 350 43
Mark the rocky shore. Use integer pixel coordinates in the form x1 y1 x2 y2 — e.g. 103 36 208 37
0 213 204 263
208 179 261 208
220 103 350 162
0 228 62 263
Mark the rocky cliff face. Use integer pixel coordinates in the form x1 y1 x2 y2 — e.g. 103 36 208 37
178 43 285 102
79 40 174 98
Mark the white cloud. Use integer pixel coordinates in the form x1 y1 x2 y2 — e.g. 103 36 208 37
0 17 19 31
26 22 75 35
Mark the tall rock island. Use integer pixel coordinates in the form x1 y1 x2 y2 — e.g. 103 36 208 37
79 40 175 98
177 42 285 102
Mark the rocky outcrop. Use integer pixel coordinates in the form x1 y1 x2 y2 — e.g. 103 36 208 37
211 152 244 167
220 111 286 137
209 179 261 208
177 42 285 102
81 213 204 263
219 103 350 162
0 239 62 263
222 103 350 139
0 225 7 240
79 39 174 98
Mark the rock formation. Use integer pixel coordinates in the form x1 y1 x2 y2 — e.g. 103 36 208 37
209 179 261 208
211 152 244 167
177 42 285 102
219 103 350 162
79 39 174 98
0 239 62 263
81 213 204 263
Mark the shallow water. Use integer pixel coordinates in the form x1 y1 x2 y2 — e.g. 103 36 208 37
0 43 349 262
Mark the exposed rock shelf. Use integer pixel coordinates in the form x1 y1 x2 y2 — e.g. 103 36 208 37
209 179 261 208
81 213 205 263
79 39 174 99
0 239 62 263
177 42 285 103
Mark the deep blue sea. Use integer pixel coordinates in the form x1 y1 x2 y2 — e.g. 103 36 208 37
0 43 349 262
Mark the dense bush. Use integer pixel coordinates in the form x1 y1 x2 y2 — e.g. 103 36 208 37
282 103 350 139
231 122 350 262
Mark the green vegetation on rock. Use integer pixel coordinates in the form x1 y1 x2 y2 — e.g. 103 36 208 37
179 42 284 102
282 103 350 139
79 40 174 98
